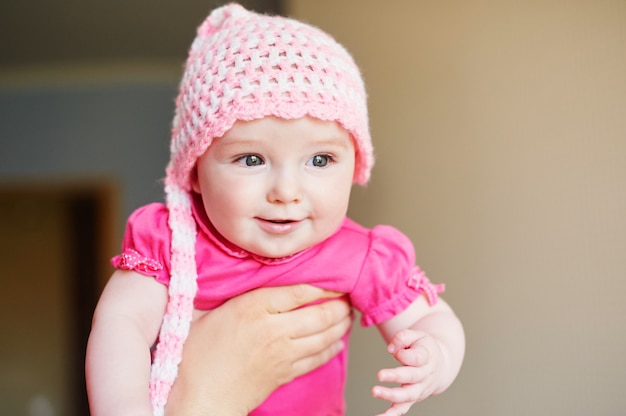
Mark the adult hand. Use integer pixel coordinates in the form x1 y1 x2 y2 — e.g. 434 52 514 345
165 284 352 416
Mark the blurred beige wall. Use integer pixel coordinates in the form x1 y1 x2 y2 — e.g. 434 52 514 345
2 1 625 414
288 1 626 415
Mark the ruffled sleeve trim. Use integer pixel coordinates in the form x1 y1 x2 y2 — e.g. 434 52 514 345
408 266 445 306
111 248 164 275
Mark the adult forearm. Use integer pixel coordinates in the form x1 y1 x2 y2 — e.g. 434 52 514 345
165 383 247 416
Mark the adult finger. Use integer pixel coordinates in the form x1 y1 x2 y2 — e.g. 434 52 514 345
279 296 351 339
250 284 345 314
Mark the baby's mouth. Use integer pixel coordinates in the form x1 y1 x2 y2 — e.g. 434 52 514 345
255 217 303 234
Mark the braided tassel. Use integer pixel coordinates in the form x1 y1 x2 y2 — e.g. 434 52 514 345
149 184 198 416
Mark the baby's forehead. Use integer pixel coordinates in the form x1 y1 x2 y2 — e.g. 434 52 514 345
216 116 353 146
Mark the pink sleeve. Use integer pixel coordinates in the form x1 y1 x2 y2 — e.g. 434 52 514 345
350 225 444 327
110 203 172 285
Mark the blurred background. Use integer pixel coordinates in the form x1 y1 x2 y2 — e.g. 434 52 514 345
1 1 625 415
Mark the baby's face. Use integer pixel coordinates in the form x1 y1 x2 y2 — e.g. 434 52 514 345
192 116 355 258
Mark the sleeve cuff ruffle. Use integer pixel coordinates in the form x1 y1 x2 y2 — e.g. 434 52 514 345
407 266 445 306
111 248 164 274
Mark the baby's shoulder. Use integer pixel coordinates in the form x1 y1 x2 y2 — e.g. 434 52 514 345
338 218 415 262
124 202 171 239
128 202 168 219
127 202 169 224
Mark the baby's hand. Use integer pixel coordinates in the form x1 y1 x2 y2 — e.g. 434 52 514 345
372 329 445 416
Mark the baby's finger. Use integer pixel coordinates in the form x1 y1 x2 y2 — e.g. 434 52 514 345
387 329 426 353
372 383 423 405
377 365 427 385
393 344 430 367
374 401 413 416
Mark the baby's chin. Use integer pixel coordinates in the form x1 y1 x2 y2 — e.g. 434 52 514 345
243 234 333 260
246 243 310 260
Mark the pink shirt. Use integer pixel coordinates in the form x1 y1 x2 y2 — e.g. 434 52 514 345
112 194 443 415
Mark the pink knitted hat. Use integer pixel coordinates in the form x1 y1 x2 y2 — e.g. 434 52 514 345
150 4 373 414
166 3 372 190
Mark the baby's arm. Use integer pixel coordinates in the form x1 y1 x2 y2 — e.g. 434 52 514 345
86 270 168 416
374 295 465 416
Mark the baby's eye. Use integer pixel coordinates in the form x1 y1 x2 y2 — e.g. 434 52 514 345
309 154 331 167
237 154 264 166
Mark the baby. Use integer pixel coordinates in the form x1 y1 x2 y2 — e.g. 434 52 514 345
86 4 465 416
